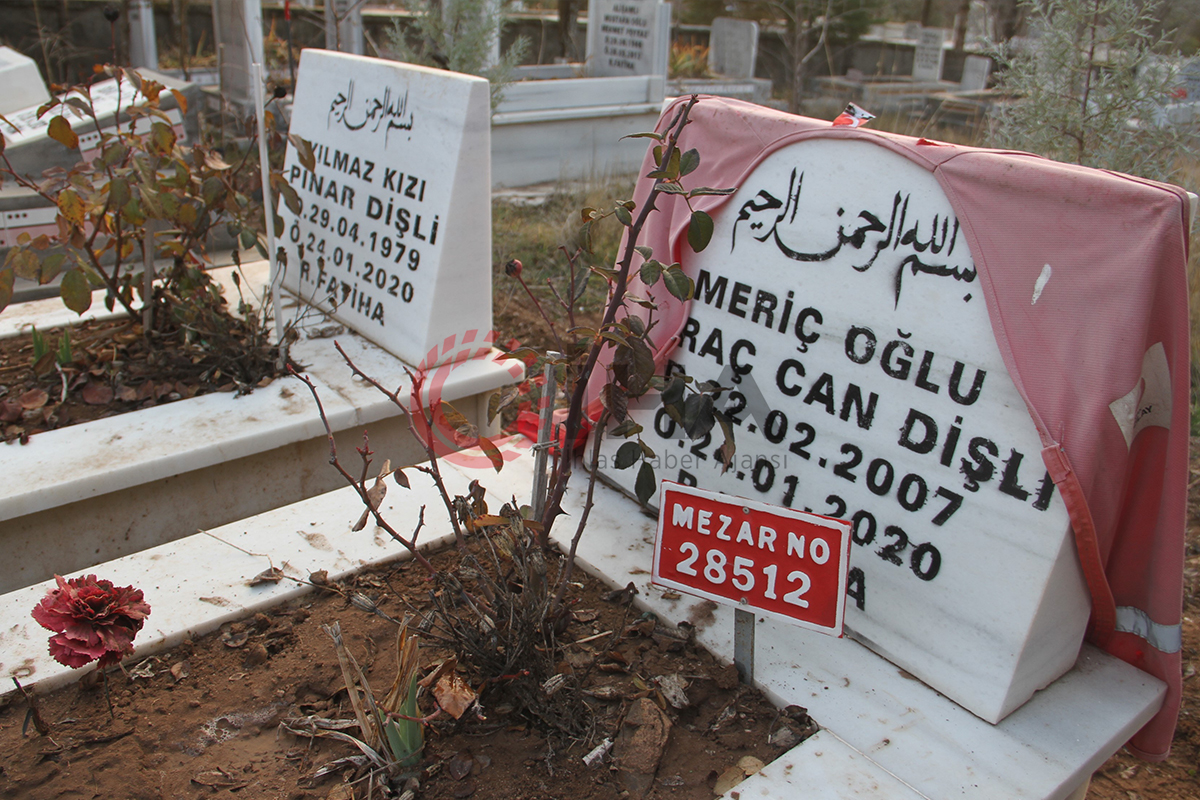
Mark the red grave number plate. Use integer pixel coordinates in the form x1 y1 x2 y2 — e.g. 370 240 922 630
653 481 852 636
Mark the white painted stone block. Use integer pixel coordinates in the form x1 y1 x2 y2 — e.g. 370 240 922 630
960 54 991 91
0 47 49 116
279 51 493 368
597 139 1091 724
727 731 923 799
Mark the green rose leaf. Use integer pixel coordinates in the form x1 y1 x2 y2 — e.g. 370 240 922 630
635 461 657 505
662 265 694 301
679 148 700 176
639 259 663 285
60 268 92 314
687 209 714 253
614 440 642 470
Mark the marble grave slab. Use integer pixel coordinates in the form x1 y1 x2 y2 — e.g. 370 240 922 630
913 27 946 81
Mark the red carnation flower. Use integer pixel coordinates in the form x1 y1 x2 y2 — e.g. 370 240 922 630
31 575 151 669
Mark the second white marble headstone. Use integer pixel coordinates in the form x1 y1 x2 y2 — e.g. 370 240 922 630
597 138 1091 725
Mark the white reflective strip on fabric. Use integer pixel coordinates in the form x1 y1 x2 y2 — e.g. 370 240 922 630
1115 606 1182 653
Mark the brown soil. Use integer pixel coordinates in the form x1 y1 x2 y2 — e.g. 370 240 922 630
0 312 282 445
0 544 812 800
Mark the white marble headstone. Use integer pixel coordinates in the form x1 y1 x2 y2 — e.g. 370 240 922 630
586 0 671 78
0 47 49 116
596 138 1091 725
278 51 492 368
212 0 264 106
912 27 945 82
324 0 365 55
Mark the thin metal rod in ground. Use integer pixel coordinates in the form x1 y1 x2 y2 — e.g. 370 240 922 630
531 360 558 520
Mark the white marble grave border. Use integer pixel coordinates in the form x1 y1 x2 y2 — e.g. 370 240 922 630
0 439 1164 800
0 259 520 526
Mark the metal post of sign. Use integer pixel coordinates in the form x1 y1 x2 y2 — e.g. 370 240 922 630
530 360 557 519
734 606 755 684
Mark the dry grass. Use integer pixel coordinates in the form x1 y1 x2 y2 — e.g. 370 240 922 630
491 175 636 348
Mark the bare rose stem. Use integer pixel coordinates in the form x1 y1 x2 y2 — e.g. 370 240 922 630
507 259 565 356
328 341 468 548
552 408 610 607
537 95 700 546
289 366 436 574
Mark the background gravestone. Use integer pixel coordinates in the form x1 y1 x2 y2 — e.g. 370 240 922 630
585 0 671 78
0 47 49 116
597 138 1091 725
707 17 759 80
912 27 945 81
277 51 492 368
127 0 159 69
1180 58 1200 102
0 74 193 178
959 54 991 91
212 0 264 107
325 0 365 55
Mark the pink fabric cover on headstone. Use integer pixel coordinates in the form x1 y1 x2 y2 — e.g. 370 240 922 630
590 96 1189 759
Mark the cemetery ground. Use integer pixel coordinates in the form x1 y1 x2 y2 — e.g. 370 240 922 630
0 536 796 799
0 450 1198 800
1 162 1198 797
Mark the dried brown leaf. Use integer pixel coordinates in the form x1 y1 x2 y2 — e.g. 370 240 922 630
248 566 285 586
81 381 113 405
18 388 49 410
433 672 477 720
